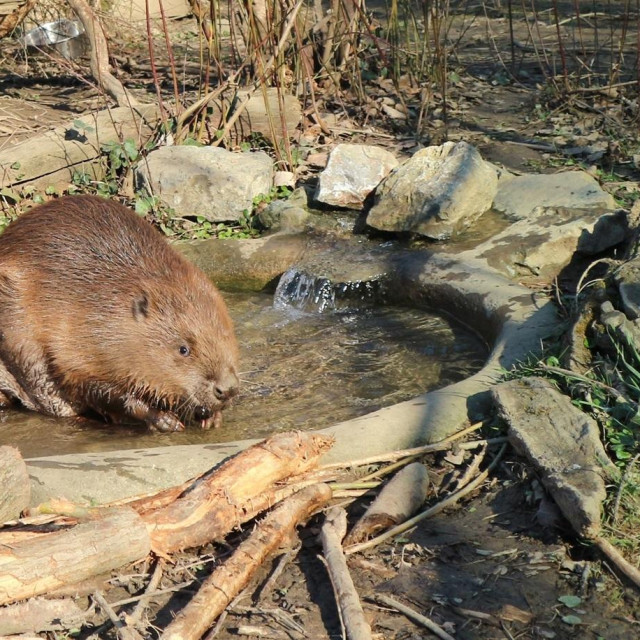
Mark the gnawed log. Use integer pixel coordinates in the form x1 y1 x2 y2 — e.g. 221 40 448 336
140 431 334 554
0 446 30 523
160 483 332 640
0 507 150 606
0 105 160 191
344 462 430 546
0 597 87 635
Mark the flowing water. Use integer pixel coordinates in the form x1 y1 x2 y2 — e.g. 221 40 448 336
0 285 488 459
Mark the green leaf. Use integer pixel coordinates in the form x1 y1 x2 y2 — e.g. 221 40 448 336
0 187 19 202
135 198 151 216
558 595 582 608
561 614 582 625
123 139 139 161
10 161 21 170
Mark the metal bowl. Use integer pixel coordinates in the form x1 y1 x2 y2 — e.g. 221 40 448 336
21 19 86 59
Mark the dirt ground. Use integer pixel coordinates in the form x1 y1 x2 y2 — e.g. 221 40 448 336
1 2 640 639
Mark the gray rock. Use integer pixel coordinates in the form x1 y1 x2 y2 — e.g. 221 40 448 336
459 207 628 283
366 141 498 239
136 145 273 222
314 143 399 209
258 187 310 233
493 171 616 219
492 377 616 538
615 257 640 320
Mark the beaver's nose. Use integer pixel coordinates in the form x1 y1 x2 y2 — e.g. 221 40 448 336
213 370 239 401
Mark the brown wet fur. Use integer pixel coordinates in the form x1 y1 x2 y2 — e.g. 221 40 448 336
0 195 239 431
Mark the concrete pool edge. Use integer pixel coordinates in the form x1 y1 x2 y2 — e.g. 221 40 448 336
25 247 560 505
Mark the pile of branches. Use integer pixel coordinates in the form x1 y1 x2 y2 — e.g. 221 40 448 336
0 426 506 638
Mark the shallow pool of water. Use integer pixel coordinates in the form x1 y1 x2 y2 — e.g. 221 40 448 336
0 291 488 458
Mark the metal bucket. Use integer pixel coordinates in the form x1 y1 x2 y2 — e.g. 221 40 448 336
21 19 87 59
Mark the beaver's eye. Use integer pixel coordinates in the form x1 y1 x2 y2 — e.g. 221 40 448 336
179 345 190 357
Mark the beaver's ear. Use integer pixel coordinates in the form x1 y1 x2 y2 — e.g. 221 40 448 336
132 292 149 320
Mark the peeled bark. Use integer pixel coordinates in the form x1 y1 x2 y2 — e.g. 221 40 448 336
0 445 30 523
141 431 334 554
0 507 150 606
161 483 332 640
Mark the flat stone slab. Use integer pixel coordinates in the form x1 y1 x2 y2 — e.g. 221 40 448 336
136 146 273 222
366 141 498 239
460 207 628 283
314 143 399 209
492 377 617 538
493 171 616 219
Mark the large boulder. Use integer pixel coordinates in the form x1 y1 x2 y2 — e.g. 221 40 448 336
366 141 498 239
314 143 399 209
136 146 273 222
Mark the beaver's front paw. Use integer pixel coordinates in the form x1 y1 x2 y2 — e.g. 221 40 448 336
149 411 186 433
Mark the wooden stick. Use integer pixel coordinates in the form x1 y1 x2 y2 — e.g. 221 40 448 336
141 431 333 554
0 507 150 606
344 463 430 546
160 483 332 640
345 444 508 555
66 0 138 107
594 537 640 589
320 422 486 470
320 507 372 640
372 594 455 640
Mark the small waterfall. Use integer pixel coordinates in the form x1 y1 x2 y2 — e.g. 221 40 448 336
274 267 382 313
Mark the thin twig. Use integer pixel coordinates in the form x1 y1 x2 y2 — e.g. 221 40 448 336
320 422 486 470
612 453 640 525
370 594 455 640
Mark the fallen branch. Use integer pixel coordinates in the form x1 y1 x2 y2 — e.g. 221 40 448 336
0 597 88 635
344 463 430 546
345 443 508 555
140 431 333 554
0 507 150 606
594 537 640 589
66 0 139 106
320 507 372 640
160 483 332 640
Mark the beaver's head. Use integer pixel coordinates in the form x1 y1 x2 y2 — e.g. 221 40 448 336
125 274 239 424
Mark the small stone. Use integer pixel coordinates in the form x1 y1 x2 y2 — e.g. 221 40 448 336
274 171 295 188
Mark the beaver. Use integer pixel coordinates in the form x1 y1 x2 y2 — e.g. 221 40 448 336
0 194 239 432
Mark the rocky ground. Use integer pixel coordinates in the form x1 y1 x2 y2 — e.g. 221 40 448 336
1 2 640 639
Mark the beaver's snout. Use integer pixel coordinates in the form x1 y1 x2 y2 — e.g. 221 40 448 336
212 370 239 402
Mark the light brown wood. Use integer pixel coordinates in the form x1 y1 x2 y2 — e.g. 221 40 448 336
160 482 332 640
0 446 30 523
141 431 334 554
0 597 86 635
0 0 35 37
0 105 160 191
344 462 429 546
66 0 138 107
0 507 150 606
320 507 373 640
